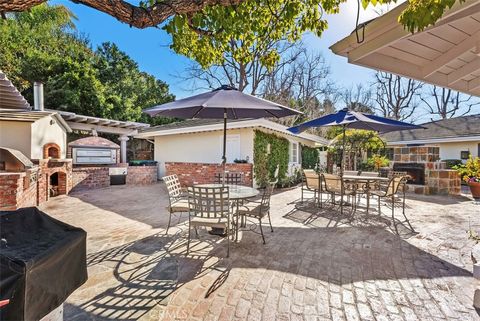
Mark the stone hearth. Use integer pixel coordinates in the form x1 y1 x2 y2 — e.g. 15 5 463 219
391 145 460 195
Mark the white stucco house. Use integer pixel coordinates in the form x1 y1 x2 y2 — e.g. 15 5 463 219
135 118 327 178
382 114 480 162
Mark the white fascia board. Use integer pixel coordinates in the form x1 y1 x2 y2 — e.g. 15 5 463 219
387 135 480 145
135 118 328 144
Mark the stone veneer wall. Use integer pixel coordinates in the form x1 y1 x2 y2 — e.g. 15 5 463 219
165 162 253 187
393 146 440 163
406 169 461 195
392 145 461 196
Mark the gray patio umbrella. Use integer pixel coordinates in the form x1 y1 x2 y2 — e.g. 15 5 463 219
288 108 425 174
144 85 301 166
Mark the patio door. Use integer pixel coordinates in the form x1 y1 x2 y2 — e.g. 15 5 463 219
224 134 241 163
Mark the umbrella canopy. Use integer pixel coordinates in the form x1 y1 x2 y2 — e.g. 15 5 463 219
288 108 424 134
288 108 425 175
143 85 301 168
144 85 300 119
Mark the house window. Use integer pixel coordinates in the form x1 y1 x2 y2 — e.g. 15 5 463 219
290 142 299 163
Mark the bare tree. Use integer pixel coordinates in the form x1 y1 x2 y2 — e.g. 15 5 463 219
261 49 336 126
341 84 374 113
178 41 302 95
421 85 480 120
373 71 423 120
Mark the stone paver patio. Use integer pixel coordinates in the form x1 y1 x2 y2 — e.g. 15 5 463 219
40 183 480 321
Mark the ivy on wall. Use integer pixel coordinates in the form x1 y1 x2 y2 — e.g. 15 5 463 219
300 144 319 169
253 130 289 187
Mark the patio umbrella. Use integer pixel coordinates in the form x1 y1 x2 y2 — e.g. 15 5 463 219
144 85 301 167
287 108 425 174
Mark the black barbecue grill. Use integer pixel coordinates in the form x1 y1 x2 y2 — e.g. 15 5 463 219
0 207 87 321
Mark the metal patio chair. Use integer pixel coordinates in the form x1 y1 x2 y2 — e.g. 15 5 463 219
187 185 231 257
163 174 189 234
236 181 275 244
322 173 356 215
301 169 323 206
371 175 414 233
214 172 244 185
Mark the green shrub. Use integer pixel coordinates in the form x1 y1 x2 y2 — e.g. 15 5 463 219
364 154 390 171
301 144 319 169
444 159 462 169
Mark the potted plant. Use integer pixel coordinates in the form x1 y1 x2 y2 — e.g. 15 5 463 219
453 155 480 199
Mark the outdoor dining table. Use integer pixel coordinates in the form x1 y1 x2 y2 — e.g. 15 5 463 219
342 175 389 214
193 183 259 241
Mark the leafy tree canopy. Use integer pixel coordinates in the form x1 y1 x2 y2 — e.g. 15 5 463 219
0 4 174 125
163 0 465 72
0 0 464 34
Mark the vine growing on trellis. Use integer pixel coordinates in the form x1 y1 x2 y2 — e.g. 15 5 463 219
253 130 289 187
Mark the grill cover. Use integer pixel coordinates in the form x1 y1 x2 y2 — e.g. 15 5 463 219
0 207 87 321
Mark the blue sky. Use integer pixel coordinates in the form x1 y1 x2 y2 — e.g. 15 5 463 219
52 0 401 99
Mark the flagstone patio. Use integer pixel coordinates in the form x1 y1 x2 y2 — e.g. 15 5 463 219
40 183 480 321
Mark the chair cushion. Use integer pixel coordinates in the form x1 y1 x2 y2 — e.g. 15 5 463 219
170 199 189 212
190 216 229 228
237 202 266 218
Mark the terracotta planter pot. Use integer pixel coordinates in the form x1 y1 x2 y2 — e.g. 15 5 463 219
469 181 480 199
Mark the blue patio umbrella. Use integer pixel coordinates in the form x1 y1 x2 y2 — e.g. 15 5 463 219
288 108 425 173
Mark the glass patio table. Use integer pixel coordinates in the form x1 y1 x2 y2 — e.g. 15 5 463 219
342 175 389 214
193 184 259 240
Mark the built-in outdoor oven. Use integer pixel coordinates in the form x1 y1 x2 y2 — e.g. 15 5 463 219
72 148 117 165
393 163 426 185
68 136 119 165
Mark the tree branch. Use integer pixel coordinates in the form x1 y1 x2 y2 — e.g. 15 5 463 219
1 0 245 28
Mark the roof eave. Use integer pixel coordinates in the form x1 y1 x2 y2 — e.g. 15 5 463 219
135 118 328 144
386 134 480 145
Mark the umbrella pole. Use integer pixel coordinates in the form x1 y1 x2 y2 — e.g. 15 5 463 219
341 125 346 176
222 108 227 185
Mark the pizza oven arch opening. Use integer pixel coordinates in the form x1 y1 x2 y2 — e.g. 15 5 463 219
43 143 61 159
48 171 66 197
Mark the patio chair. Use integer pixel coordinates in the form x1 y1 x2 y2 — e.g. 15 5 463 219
343 170 359 176
163 174 189 234
214 172 244 185
236 181 275 244
322 173 356 215
371 175 414 234
187 185 231 257
301 169 323 206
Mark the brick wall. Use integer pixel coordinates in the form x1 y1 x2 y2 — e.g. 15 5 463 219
165 162 253 187
0 171 38 211
35 159 73 204
72 167 110 191
127 165 158 185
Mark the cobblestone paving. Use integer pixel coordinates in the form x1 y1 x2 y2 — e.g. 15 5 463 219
40 183 480 321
